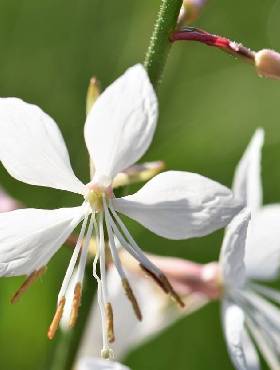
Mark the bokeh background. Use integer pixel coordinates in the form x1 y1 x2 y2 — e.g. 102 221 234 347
0 0 279 369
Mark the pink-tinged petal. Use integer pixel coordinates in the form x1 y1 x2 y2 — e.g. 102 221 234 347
113 171 243 240
84 64 158 187
0 186 21 212
219 209 250 288
0 206 85 276
0 98 85 194
232 129 264 213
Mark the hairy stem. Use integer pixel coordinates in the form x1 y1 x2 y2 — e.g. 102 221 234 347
144 0 183 88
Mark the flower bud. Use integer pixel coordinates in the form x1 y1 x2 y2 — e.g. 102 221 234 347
178 0 208 25
112 160 165 188
255 49 280 80
86 77 101 115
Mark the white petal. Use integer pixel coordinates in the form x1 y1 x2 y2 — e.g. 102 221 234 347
247 318 280 370
77 357 130 370
219 209 251 288
232 129 264 213
242 329 260 370
113 171 243 240
0 98 85 194
245 205 280 280
0 206 85 276
222 299 254 370
244 290 280 370
84 64 158 186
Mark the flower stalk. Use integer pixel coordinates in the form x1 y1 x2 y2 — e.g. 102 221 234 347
144 0 183 88
171 27 280 80
171 27 256 62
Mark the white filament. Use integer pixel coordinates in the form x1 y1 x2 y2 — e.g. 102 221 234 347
58 207 90 302
103 198 126 279
108 202 161 276
75 213 95 284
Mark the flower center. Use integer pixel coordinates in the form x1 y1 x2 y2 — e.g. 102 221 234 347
84 184 113 212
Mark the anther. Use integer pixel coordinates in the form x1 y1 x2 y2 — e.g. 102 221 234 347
160 274 185 308
140 264 168 293
48 297 66 340
69 282 82 328
122 278 142 321
140 264 185 308
105 302 115 343
11 266 47 304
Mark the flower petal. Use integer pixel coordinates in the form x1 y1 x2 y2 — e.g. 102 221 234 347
84 64 158 186
244 290 280 370
219 209 251 288
113 171 243 240
242 328 260 370
0 206 85 276
232 129 264 213
77 357 130 370
0 98 85 194
222 299 256 370
245 204 280 281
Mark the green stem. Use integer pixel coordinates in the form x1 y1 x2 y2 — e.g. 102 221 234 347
44 263 96 370
144 0 183 88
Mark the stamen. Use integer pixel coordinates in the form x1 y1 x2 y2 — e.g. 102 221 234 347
108 203 185 308
160 273 186 308
11 266 47 304
139 264 168 293
122 278 142 320
108 204 161 276
48 297 66 340
94 212 114 357
140 264 185 308
105 302 115 343
103 200 142 320
68 213 95 328
58 211 90 302
69 282 82 328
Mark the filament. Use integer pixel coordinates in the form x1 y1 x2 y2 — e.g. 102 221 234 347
58 209 90 302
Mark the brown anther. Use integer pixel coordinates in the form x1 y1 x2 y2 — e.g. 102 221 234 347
122 278 142 321
160 274 185 308
11 266 47 304
105 302 115 343
69 282 82 328
140 264 185 308
139 264 168 293
48 297 66 340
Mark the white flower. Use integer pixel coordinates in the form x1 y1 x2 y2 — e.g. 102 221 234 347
79 129 280 368
0 63 241 356
220 128 280 370
77 357 130 370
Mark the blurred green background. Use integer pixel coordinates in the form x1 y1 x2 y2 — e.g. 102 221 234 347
0 0 279 369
